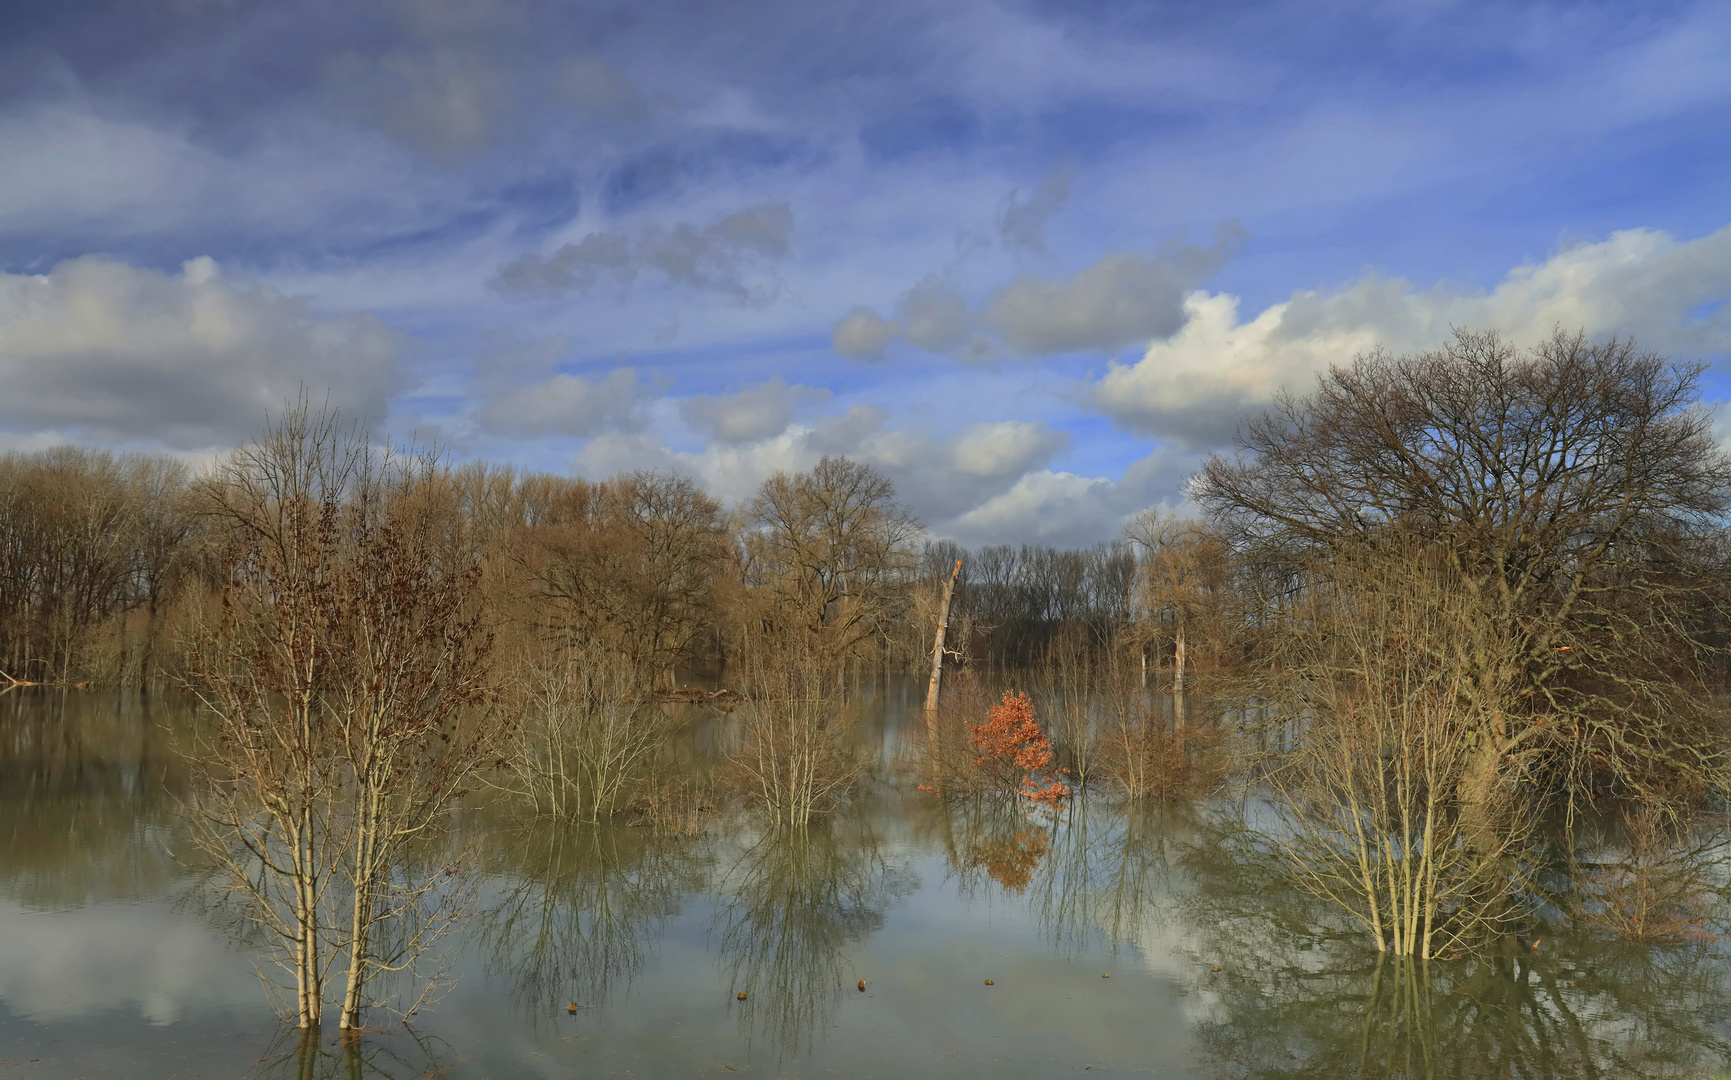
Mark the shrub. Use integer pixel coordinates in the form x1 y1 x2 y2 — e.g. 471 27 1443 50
969 691 1069 803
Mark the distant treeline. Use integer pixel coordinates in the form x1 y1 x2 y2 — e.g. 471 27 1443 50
0 439 1164 689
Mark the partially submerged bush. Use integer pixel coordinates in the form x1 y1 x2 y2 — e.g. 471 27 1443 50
969 691 1069 803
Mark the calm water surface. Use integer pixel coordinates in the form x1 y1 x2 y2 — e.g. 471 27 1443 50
3 686 1730 1079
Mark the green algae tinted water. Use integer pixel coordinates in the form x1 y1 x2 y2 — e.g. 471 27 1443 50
3 686 1730 1079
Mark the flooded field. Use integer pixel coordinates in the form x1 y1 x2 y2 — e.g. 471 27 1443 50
4 686 1731 1079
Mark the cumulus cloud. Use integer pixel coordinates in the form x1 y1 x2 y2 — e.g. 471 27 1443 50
577 402 1182 545
0 255 397 448
942 447 1191 548
497 202 794 304
829 275 977 360
831 306 902 360
479 367 662 438
998 164 1074 254
832 221 1247 360
579 399 1083 538
982 221 1248 355
679 376 830 443
1091 223 1731 449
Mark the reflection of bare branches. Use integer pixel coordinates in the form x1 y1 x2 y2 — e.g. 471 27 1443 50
712 816 914 1058
918 793 1049 902
1568 803 1731 944
251 1023 451 1080
926 790 1197 955
1179 813 1731 1080
1026 796 1197 956
475 819 710 1021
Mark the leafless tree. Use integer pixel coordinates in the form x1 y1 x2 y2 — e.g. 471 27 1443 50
1198 328 1731 821
530 471 731 686
1254 545 1533 959
496 639 676 822
742 456 921 669
726 645 863 828
184 402 499 1031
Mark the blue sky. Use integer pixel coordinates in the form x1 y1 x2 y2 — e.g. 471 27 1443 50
2 0 1728 543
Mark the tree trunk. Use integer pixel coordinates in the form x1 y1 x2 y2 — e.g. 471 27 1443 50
1458 711 1508 858
1172 616 1187 735
340 782 382 1030
924 559 962 719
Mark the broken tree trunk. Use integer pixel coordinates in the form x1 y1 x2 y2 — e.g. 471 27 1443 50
925 559 962 715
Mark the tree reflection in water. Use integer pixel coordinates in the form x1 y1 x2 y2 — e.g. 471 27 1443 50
712 815 915 1058
924 790 1195 961
0 688 190 907
1027 796 1199 956
475 819 711 1020
923 792 1055 899
1177 816 1731 1080
252 1024 451 1080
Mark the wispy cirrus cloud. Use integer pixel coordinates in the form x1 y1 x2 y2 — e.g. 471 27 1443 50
496 202 794 304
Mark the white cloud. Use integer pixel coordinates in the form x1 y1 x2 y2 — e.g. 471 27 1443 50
679 376 830 444
832 306 903 360
0 107 211 237
983 223 1247 355
479 367 662 438
579 405 1113 542
0 256 397 448
1092 223 1731 449
832 222 1247 361
943 446 1191 548
0 101 447 250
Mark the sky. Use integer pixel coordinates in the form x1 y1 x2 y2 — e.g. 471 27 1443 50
2 0 1729 545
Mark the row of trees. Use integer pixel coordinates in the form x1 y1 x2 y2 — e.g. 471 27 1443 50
13 324 1731 1013
0 449 1203 696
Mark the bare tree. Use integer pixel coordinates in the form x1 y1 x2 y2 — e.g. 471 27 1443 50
1198 328 1731 820
530 471 730 686
742 456 921 668
1125 510 1229 735
185 403 499 1032
497 639 675 822
1256 545 1532 959
727 646 862 829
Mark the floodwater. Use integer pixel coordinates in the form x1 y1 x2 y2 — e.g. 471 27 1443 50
3 686 1731 1079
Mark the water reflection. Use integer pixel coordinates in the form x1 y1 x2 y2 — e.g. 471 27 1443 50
252 1027 451 1080
1179 816 1731 1080
476 819 710 1018
713 815 916 1056
0 689 189 908
922 793 1053 897
10 688 1731 1079
1028 797 1197 957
